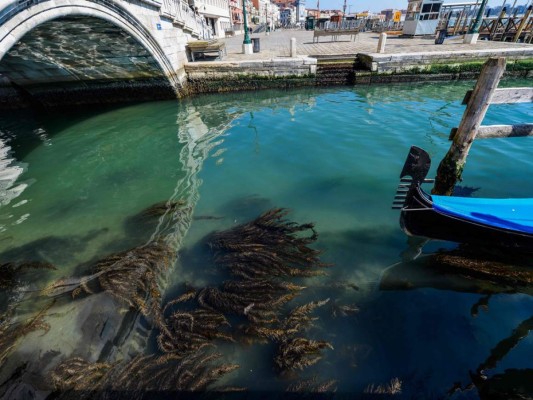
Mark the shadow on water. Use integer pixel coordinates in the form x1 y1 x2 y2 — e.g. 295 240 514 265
379 245 533 400
0 228 109 267
215 194 274 225
0 228 110 313
316 226 405 283
0 100 181 161
380 245 533 297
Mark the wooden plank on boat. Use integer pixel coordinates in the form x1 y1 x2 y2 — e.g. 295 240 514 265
462 87 533 105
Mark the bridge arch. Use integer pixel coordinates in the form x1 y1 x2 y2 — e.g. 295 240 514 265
0 0 184 98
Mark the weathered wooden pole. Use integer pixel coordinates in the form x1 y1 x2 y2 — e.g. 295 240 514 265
513 5 532 42
453 9 465 35
490 7 506 39
432 57 506 196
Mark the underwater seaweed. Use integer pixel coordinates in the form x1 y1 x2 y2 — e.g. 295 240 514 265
205 210 334 373
157 307 234 354
243 298 332 342
50 357 113 391
94 239 175 329
434 249 533 287
273 299 333 372
286 376 338 393
43 239 176 332
0 304 51 366
282 299 330 332
0 261 56 290
275 337 333 372
329 301 359 319
107 351 237 391
162 285 197 313
364 378 402 395
51 349 239 396
138 200 187 219
197 285 293 324
49 208 332 395
209 208 330 279
238 299 333 373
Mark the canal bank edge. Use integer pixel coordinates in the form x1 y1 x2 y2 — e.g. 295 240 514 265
0 54 532 109
184 54 533 94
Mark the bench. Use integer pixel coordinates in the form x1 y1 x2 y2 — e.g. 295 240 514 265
187 40 227 62
313 29 359 43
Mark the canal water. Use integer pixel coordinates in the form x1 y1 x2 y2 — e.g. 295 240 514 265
0 80 531 398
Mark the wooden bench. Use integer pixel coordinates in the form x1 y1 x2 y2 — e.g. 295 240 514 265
187 40 227 62
313 29 359 43
334 29 360 41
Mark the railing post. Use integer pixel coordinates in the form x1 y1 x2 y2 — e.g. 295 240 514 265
464 0 489 43
490 6 506 39
432 57 506 196
513 5 532 42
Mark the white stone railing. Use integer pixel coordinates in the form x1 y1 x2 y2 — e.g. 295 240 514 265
0 0 211 40
160 0 212 39
160 0 180 19
195 0 230 17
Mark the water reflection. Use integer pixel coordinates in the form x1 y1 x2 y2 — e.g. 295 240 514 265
380 246 533 399
0 137 27 211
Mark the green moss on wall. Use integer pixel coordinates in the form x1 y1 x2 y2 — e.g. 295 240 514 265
185 57 533 95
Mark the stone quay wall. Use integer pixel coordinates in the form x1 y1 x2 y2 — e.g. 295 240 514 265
1 52 532 108
184 52 533 95
358 48 533 74
184 57 318 94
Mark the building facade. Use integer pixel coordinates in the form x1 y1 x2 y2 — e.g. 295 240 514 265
194 0 232 38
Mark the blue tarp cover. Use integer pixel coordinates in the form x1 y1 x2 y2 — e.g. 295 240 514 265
432 195 533 234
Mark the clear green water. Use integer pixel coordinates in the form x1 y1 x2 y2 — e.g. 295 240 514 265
0 81 532 398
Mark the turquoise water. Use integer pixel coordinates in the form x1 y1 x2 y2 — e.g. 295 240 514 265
0 81 532 398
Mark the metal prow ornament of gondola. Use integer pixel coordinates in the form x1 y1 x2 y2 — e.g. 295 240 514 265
391 146 433 210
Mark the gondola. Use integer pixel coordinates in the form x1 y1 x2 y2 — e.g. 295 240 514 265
392 146 533 251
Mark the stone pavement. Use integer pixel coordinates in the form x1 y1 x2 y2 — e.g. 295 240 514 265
220 29 532 61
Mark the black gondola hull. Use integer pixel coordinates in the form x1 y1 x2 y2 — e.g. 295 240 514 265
400 186 533 251
395 146 533 252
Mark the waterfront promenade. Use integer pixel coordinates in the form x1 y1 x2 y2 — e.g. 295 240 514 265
220 29 533 60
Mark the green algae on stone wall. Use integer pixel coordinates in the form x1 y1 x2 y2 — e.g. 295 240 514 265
187 74 316 94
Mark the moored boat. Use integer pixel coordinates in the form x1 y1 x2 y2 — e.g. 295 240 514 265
393 146 533 251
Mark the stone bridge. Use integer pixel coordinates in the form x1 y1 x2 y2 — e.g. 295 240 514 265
0 0 211 107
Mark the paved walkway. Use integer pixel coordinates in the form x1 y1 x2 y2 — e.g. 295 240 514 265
221 29 533 60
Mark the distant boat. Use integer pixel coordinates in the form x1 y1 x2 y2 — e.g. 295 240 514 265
392 146 533 251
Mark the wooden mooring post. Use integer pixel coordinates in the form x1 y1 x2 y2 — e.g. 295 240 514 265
433 56 533 195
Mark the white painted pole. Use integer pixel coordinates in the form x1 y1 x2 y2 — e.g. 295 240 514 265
377 32 387 53
290 37 297 57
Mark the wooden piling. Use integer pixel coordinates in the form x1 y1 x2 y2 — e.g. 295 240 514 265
432 57 506 196
513 6 532 42
453 10 465 36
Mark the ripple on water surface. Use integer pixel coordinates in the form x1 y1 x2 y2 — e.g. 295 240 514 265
0 81 532 398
